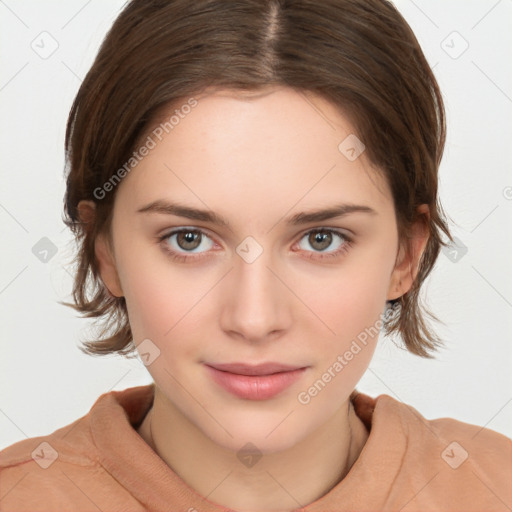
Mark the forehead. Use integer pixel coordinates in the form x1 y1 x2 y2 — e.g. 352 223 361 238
114 87 394 224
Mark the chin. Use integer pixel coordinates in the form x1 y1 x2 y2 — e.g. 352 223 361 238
198 410 313 455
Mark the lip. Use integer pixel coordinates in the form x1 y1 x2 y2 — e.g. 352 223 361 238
204 362 308 400
206 362 304 376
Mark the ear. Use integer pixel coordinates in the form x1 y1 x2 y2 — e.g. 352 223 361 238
77 200 124 298
387 204 430 301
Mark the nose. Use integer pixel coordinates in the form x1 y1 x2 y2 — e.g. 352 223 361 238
219 245 292 343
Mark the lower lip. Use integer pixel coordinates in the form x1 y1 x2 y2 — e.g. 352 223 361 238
205 365 307 400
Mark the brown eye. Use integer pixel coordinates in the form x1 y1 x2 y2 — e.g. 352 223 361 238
176 230 202 251
162 228 215 254
308 230 333 251
296 228 352 261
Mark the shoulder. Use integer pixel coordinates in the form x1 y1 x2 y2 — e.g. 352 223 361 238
372 393 512 511
0 413 97 469
380 393 512 461
1 421 103 510
0 386 150 511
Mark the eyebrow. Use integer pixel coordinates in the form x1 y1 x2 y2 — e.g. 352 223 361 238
137 200 377 227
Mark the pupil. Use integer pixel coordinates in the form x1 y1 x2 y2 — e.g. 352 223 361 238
179 231 200 250
310 231 331 251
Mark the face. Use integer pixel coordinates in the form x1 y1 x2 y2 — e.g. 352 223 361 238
94 86 419 453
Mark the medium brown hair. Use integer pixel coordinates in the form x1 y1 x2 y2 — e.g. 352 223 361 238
63 0 453 358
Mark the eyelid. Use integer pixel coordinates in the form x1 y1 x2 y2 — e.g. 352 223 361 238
159 225 218 241
293 227 352 253
158 226 220 250
297 225 353 241
158 225 353 261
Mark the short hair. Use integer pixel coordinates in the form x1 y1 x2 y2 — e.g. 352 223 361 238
62 0 453 359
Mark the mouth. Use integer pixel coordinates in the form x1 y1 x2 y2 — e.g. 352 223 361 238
206 362 305 376
204 362 308 400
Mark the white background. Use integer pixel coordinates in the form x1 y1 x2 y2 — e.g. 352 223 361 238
0 0 511 450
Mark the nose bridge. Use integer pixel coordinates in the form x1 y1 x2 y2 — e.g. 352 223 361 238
221 235 289 340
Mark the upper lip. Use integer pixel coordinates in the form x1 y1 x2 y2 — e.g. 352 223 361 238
205 362 306 376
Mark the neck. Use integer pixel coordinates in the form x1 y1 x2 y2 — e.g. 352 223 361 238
137 387 368 512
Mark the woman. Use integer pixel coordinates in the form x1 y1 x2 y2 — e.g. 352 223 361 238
1 1 510 511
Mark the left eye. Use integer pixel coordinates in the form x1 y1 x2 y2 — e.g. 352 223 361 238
297 229 348 253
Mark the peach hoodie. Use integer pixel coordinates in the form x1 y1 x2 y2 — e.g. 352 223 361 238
0 384 510 512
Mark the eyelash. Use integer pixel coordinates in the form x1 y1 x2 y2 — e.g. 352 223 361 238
157 228 353 263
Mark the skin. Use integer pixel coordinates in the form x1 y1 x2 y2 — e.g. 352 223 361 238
79 86 429 512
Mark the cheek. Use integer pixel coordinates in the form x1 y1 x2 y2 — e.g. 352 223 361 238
294 238 395 388
304 275 384 377
118 247 218 349
301 246 394 340
294 269 387 414
120 257 172 341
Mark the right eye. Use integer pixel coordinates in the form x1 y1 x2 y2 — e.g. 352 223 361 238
158 228 217 262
